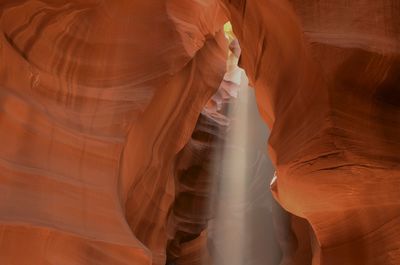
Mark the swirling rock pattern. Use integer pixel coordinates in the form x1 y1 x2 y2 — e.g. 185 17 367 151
1 0 400 265
221 0 400 264
0 1 227 264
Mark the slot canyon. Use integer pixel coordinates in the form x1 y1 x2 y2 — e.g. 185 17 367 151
0 1 399 265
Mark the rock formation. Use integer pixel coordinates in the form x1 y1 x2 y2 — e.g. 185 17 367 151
222 0 400 264
0 1 226 264
0 0 399 265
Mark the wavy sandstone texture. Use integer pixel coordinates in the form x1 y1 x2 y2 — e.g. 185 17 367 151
0 1 399 265
0 1 227 264
222 0 400 264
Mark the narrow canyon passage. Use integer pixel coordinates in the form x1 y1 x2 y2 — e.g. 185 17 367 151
166 29 283 265
0 1 399 265
208 75 280 265
206 31 279 265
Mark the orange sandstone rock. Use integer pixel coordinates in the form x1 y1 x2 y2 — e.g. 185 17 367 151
1 0 399 265
221 0 400 264
0 1 227 264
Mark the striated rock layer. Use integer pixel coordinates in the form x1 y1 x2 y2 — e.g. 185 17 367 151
221 0 400 264
0 1 227 264
1 0 400 265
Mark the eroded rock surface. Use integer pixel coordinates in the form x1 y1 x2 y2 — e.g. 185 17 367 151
1 0 399 265
221 0 400 264
0 1 226 264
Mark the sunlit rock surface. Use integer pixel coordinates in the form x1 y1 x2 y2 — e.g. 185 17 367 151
221 0 400 264
1 0 399 265
0 1 226 264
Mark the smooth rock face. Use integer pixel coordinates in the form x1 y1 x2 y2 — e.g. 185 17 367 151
1 1 399 265
0 1 227 264
221 0 400 264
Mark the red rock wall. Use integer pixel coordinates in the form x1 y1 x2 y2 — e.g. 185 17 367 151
0 1 227 264
221 0 400 264
1 0 399 265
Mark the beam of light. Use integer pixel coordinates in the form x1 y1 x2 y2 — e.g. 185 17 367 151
212 76 250 265
206 22 277 265
207 33 251 262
